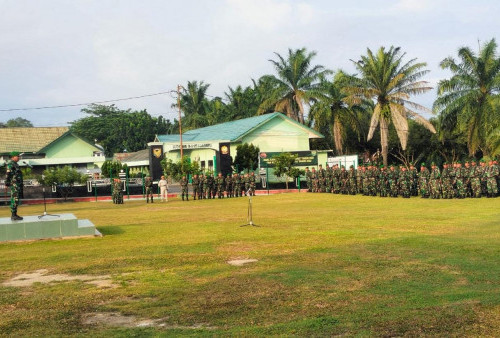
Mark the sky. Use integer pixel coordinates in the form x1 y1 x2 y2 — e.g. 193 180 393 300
0 0 498 127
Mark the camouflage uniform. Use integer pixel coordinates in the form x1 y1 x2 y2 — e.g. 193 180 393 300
440 164 453 199
112 179 123 204
249 173 256 196
5 155 24 220
198 174 204 200
378 167 389 197
317 165 326 192
333 165 341 194
418 165 430 198
469 163 482 198
429 165 441 199
180 176 189 201
348 166 357 195
215 173 225 198
225 174 233 197
145 177 154 203
486 161 499 197
455 164 466 199
192 175 199 200
399 167 411 198
388 166 399 197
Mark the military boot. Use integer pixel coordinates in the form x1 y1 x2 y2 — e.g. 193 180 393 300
11 212 23 221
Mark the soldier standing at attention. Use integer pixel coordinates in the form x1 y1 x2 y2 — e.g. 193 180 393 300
225 174 233 198
418 163 430 198
192 174 199 200
249 172 256 196
112 178 123 204
486 160 499 197
180 175 189 201
145 176 154 203
5 151 24 220
469 160 482 198
429 163 441 199
198 174 205 200
216 173 225 198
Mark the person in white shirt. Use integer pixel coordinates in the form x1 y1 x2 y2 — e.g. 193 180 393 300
159 175 169 202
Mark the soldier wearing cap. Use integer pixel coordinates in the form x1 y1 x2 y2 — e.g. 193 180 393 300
5 151 24 220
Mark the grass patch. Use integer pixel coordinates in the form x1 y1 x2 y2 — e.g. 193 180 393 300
0 194 499 336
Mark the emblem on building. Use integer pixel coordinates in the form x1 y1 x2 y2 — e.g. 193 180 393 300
153 148 162 158
221 145 229 155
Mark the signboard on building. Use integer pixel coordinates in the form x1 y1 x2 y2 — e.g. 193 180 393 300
327 154 359 169
149 145 164 181
259 151 317 168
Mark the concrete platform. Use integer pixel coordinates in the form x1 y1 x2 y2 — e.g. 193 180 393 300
0 213 102 242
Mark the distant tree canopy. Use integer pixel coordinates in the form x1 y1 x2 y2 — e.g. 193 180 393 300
161 156 200 180
70 104 177 157
233 143 260 173
0 117 33 128
38 166 88 200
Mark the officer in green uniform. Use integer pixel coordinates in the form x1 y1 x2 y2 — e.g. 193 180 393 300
418 163 430 198
215 173 225 198
5 151 24 220
145 176 154 203
180 175 189 201
192 174 199 200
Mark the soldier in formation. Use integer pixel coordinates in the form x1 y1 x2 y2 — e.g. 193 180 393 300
307 160 499 199
180 175 189 201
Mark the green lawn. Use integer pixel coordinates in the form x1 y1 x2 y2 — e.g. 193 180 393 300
0 194 499 336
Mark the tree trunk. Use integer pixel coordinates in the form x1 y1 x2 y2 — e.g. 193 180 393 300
295 94 305 124
380 118 389 166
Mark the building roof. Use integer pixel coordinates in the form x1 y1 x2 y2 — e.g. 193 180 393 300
156 112 323 143
0 127 70 154
119 149 149 162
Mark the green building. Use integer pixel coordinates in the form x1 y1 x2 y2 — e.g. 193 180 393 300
0 127 105 174
149 113 328 179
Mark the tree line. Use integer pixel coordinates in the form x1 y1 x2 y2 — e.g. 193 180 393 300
17 38 497 167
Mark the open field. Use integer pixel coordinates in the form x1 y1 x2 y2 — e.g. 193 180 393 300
0 194 499 336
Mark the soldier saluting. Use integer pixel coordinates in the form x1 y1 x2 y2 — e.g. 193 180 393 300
5 151 24 220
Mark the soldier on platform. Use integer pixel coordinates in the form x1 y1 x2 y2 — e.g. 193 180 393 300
5 151 24 220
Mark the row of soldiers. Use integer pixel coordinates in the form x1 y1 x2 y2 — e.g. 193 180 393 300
305 159 500 199
179 172 257 201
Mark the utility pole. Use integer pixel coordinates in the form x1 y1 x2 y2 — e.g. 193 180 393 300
177 84 183 159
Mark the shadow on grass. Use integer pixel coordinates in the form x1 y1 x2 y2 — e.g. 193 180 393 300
97 226 125 236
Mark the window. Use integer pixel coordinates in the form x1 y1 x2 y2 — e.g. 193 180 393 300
201 161 206 169
208 160 213 170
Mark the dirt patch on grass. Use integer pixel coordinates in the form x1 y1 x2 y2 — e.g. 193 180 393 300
227 259 258 266
82 312 216 330
2 269 116 288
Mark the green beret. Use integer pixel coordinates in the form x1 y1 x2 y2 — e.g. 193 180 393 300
421 163 426 166
380 165 384 168
9 151 20 157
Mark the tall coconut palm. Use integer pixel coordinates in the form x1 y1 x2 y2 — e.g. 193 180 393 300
176 81 211 130
344 46 435 165
258 48 331 124
309 72 366 155
434 38 500 157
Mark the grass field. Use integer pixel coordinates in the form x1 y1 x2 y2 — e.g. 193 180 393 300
0 193 499 336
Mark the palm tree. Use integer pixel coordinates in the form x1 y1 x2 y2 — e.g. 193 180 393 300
309 73 366 155
434 38 500 157
176 81 211 130
258 48 331 124
344 46 435 165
